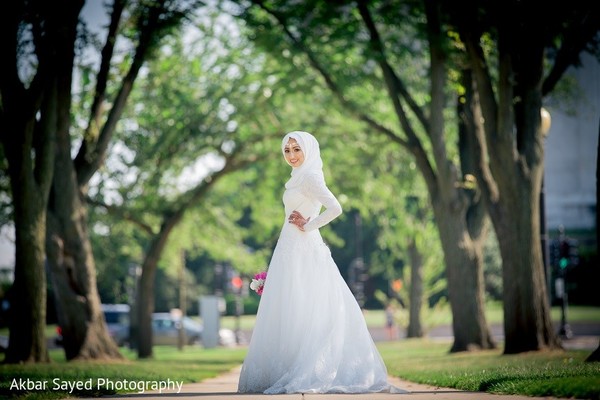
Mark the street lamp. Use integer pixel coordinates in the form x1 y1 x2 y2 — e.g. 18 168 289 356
539 108 572 339
540 108 551 137
539 107 551 303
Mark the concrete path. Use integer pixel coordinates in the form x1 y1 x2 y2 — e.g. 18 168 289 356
96 365 562 400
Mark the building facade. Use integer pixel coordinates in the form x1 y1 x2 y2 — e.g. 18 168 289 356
544 53 599 233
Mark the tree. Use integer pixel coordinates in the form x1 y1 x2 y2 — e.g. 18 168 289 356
340 133 445 337
450 0 600 353
88 16 320 356
0 0 84 364
0 0 200 362
236 0 495 352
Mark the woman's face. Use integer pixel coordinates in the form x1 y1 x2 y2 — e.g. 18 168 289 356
284 138 305 168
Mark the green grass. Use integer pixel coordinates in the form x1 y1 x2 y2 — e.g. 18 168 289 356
1 304 597 337
379 339 600 399
550 305 600 323
219 303 600 330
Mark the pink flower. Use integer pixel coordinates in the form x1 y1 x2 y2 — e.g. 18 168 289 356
255 271 267 280
250 271 267 295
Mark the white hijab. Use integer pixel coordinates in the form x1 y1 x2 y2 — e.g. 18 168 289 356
281 131 324 189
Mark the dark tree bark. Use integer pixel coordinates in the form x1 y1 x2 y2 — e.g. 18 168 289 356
363 0 494 351
452 0 600 353
406 240 423 338
47 0 194 360
0 0 195 362
46 135 122 360
0 0 83 363
136 218 180 358
461 31 561 352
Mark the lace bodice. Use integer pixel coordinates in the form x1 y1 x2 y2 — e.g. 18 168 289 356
283 172 342 232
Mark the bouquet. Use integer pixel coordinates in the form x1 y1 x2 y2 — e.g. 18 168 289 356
250 271 267 295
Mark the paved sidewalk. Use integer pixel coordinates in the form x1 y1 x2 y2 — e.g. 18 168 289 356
96 365 562 400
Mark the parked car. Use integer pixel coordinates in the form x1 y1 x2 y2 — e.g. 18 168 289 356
151 312 236 347
102 303 130 346
56 306 235 348
152 312 202 346
55 303 130 347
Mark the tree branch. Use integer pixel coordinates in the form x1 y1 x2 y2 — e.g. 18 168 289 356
75 0 126 173
250 1 407 147
76 0 192 186
542 8 600 96
249 0 442 192
86 197 155 236
357 0 430 133
357 0 440 193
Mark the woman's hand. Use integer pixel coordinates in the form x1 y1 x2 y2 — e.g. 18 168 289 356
288 210 310 231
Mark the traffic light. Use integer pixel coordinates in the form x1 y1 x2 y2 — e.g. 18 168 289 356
559 256 568 270
231 276 243 292
556 238 579 271
559 240 569 270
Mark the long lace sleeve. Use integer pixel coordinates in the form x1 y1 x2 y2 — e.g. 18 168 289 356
301 173 342 232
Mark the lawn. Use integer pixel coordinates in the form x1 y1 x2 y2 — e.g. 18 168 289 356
0 303 597 337
379 339 600 399
218 303 600 331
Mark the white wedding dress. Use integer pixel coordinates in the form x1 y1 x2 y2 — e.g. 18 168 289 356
238 172 396 394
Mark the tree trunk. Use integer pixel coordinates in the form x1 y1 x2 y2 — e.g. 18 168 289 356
427 0 493 351
492 58 559 352
137 254 157 359
31 0 122 361
493 175 559 353
406 240 423 338
494 14 561 353
44 0 184 361
433 200 495 352
46 115 122 361
396 0 495 351
2 72 57 364
3 111 51 363
455 7 563 353
132 159 237 358
137 219 179 358
46 193 122 361
0 0 73 363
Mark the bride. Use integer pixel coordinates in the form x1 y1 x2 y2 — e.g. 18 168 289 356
237 131 402 394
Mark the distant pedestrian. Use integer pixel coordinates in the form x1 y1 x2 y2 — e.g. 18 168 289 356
237 131 406 395
385 303 397 340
